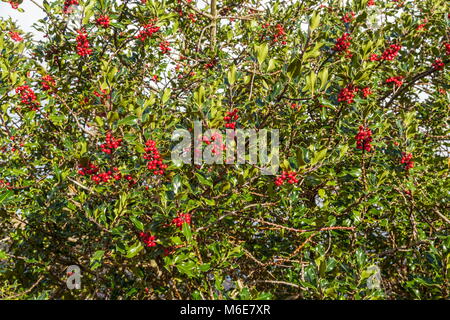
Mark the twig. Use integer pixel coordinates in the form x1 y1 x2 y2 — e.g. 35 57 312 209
4 276 44 300
253 280 301 289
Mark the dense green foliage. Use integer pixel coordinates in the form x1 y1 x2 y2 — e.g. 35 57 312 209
0 0 449 300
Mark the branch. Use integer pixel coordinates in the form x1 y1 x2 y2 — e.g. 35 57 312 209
181 0 212 19
67 177 95 194
218 14 263 21
252 280 302 289
433 208 450 225
210 0 217 50
251 218 355 234
381 59 450 107
4 276 44 300
53 93 98 137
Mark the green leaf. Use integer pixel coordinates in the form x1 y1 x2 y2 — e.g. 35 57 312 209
318 68 329 90
338 145 349 159
95 116 104 127
172 174 182 194
78 141 87 156
130 216 144 231
228 64 236 85
0 190 13 204
176 260 196 277
267 58 277 72
311 148 327 165
107 66 118 82
126 241 144 258
318 189 326 198
182 222 192 243
90 250 105 270
0 250 7 260
171 236 183 245
309 71 317 95
83 0 96 25
100 81 109 91
309 11 321 31
355 248 366 267
118 115 137 126
162 88 171 104
194 86 205 105
296 148 307 166
287 57 302 79
302 42 324 62
199 263 211 272
195 173 213 188
256 43 269 65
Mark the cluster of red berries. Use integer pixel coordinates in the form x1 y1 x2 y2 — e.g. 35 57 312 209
341 12 355 23
78 164 135 185
416 19 427 31
201 132 226 155
75 28 92 56
159 41 171 54
144 140 167 175
78 162 99 176
171 213 192 230
385 76 403 87
0 179 12 189
9 31 23 42
96 15 110 28
432 59 445 70
260 23 287 45
93 88 109 100
355 126 373 152
445 43 450 55
91 171 119 184
187 13 197 23
63 0 79 14
199 133 214 145
273 24 287 44
400 152 414 171
381 44 402 60
174 3 196 21
2 136 24 154
338 85 359 104
290 103 302 110
139 232 157 247
204 58 217 69
274 171 299 186
333 33 351 53
361 87 372 98
163 247 175 256
124 174 137 186
41 75 55 91
224 109 239 129
9 1 19 9
16 85 40 110
370 44 401 61
369 53 379 61
367 0 375 6
100 132 122 154
135 22 160 41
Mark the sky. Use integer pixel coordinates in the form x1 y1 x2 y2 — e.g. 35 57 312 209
0 0 210 40
0 0 45 39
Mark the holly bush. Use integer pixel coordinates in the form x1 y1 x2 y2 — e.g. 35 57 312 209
0 0 449 300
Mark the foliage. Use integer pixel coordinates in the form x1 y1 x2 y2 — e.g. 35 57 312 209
0 0 449 300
